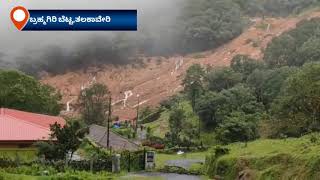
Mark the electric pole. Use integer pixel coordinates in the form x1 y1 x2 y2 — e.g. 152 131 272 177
135 94 140 134
107 96 112 148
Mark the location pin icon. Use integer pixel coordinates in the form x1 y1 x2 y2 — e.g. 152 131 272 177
10 6 29 31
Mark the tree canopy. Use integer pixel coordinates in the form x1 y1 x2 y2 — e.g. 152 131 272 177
36 120 87 161
271 63 320 136
0 70 61 115
79 83 110 126
264 18 320 68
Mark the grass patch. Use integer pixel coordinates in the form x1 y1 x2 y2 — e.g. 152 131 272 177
205 133 320 179
0 171 119 180
0 149 37 162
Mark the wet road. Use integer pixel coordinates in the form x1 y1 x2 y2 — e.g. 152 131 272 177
166 159 205 170
123 172 202 180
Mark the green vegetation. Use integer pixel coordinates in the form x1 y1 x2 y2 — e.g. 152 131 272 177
264 18 320 68
36 120 87 161
205 133 320 179
141 17 320 178
270 63 320 137
0 149 37 162
79 83 110 126
0 168 119 180
179 0 244 53
234 0 319 17
0 70 61 115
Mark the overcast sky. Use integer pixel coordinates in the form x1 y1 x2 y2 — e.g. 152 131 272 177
0 0 181 62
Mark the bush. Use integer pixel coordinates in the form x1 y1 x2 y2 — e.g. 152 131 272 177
204 146 230 177
216 112 260 144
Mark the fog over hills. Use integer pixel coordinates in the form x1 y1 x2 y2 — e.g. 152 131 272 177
0 0 182 67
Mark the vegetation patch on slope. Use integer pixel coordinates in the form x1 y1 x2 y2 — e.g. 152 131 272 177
205 133 320 179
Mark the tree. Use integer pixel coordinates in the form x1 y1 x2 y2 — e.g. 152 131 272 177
0 70 61 115
195 84 263 130
183 64 205 110
165 107 186 147
298 37 320 63
230 55 265 80
264 18 320 68
264 34 297 67
219 84 264 116
180 0 244 52
216 112 259 144
206 67 242 92
247 67 296 109
36 120 87 161
79 83 110 126
271 63 320 135
195 92 225 130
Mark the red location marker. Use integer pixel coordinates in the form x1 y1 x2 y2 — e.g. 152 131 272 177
10 6 29 31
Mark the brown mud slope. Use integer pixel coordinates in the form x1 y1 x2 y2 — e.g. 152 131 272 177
42 11 320 120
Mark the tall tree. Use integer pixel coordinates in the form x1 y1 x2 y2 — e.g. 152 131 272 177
196 84 263 130
206 67 242 92
247 67 296 109
79 83 110 126
183 64 205 111
0 70 61 115
165 107 186 147
271 63 320 135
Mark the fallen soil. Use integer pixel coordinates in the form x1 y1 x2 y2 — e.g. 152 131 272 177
42 11 320 120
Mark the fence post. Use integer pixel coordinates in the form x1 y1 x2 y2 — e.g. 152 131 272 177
143 148 146 170
112 154 121 173
90 159 93 172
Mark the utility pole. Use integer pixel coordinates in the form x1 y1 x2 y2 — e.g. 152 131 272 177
107 96 112 148
135 94 140 134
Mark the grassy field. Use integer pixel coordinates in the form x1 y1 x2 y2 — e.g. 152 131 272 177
206 133 320 179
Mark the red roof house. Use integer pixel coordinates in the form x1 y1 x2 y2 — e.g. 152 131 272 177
0 108 65 148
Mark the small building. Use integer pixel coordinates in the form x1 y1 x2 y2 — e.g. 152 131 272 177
88 124 140 151
0 108 65 149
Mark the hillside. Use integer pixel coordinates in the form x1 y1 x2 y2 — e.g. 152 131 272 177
205 133 320 179
42 10 320 120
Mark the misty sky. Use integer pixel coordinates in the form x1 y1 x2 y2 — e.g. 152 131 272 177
0 0 181 62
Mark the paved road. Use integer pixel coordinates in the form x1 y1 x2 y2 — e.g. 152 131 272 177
166 159 205 170
122 172 202 180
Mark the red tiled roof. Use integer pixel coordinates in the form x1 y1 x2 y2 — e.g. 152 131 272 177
0 108 65 142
